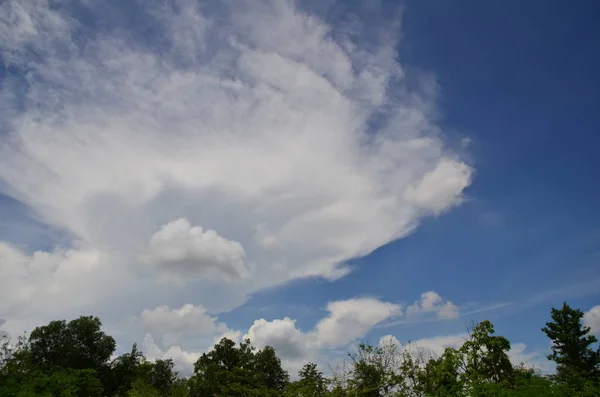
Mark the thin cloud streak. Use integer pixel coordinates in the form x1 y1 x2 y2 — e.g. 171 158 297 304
460 302 515 317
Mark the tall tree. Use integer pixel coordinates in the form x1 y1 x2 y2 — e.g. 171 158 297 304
0 333 36 397
190 338 288 397
106 343 147 396
146 358 178 395
420 347 463 397
286 362 327 397
28 316 116 372
24 315 116 395
542 302 600 384
459 320 514 386
348 341 402 397
255 345 289 392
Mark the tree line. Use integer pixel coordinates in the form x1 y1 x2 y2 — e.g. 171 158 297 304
0 302 599 396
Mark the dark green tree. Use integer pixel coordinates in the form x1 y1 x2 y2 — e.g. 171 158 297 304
0 315 117 396
542 302 600 385
255 345 289 392
420 347 463 396
28 316 116 373
347 342 401 397
0 334 36 397
34 368 105 397
146 358 178 395
459 320 515 386
127 377 161 397
106 343 147 396
286 362 327 397
190 338 288 397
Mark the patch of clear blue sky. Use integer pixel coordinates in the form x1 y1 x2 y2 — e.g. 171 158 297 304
222 0 600 350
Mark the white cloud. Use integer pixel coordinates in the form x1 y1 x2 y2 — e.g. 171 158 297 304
142 333 201 376
140 304 228 345
242 297 402 376
137 296 402 376
0 0 72 66
211 329 242 348
584 305 600 335
315 298 402 347
0 241 129 333
133 292 469 377
407 333 466 355
140 328 244 376
406 291 460 319
507 342 554 373
244 317 309 359
243 316 314 378
379 333 466 362
404 160 472 215
241 297 402 356
137 303 245 373
0 0 472 336
144 218 249 282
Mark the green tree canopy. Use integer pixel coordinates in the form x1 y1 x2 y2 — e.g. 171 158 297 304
542 302 600 385
459 320 515 386
28 316 116 372
2 305 600 397
286 362 327 397
190 337 288 397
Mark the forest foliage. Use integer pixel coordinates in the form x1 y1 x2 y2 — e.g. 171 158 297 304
1 302 599 396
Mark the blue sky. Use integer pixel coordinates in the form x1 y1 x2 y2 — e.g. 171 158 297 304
1 0 599 374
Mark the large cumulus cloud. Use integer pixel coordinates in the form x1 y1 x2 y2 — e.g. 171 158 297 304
0 0 471 332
